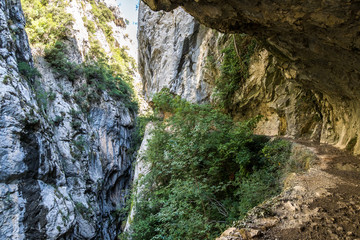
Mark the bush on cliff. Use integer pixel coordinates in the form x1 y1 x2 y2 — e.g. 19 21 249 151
127 89 292 240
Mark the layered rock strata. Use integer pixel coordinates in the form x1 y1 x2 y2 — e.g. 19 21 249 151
139 0 360 154
0 0 136 239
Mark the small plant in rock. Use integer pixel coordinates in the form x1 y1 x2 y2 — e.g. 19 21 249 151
63 91 71 101
69 108 81 118
75 202 92 221
71 120 82 130
18 61 42 81
213 34 258 112
47 89 56 101
53 114 64 126
3 75 11 85
73 136 86 152
83 16 96 34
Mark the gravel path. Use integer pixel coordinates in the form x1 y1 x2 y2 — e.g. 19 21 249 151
217 139 360 240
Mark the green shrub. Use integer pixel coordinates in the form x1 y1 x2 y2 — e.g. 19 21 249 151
47 89 56 101
83 16 96 34
71 120 82 130
18 61 41 81
2 75 11 85
63 91 71 101
44 41 83 82
75 202 92 220
83 62 138 112
73 135 86 152
53 115 64 126
22 0 139 114
128 90 292 240
22 0 74 48
214 34 258 112
69 108 81 119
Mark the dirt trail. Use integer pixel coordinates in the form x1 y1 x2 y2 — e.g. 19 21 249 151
217 140 360 240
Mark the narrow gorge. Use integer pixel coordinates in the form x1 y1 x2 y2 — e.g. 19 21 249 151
0 0 359 239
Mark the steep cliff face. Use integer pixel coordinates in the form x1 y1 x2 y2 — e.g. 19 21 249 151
142 0 360 100
138 2 214 103
139 1 360 154
0 0 136 239
138 3 322 141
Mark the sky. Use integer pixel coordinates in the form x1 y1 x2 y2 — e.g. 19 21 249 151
117 0 139 59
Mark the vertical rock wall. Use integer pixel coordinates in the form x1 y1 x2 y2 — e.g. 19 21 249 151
0 0 136 239
139 0 360 155
138 1 214 103
138 3 322 141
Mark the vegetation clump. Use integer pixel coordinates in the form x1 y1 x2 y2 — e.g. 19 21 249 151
18 61 42 83
22 0 138 113
83 62 138 111
42 41 138 112
214 34 258 112
22 0 74 48
126 89 293 240
44 41 82 82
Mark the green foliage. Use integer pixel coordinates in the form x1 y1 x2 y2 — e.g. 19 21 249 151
43 40 138 112
63 91 71 101
53 114 64 126
22 0 138 114
73 135 86 152
83 62 138 111
2 75 11 85
128 90 292 240
88 38 107 60
86 0 136 77
44 41 83 82
75 202 92 220
70 108 82 130
83 16 96 34
89 0 114 25
130 114 157 153
18 61 42 81
89 0 114 45
22 0 74 48
34 82 49 114
47 89 56 101
214 34 257 112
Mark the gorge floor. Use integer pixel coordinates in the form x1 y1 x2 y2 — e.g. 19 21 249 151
218 139 360 240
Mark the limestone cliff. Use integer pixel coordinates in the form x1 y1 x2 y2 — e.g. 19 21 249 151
138 3 213 103
136 3 360 239
0 0 136 239
138 3 322 142
141 0 360 154
139 0 360 154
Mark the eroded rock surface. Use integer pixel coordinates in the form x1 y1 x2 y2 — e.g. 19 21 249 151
140 0 360 154
0 0 136 239
138 2 214 103
138 3 325 143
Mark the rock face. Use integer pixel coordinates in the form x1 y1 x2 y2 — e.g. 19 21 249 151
138 2 214 103
0 0 135 239
141 0 360 98
123 123 153 234
139 0 360 154
138 4 321 140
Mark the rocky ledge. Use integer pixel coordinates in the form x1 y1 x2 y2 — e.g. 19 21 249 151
141 0 360 154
